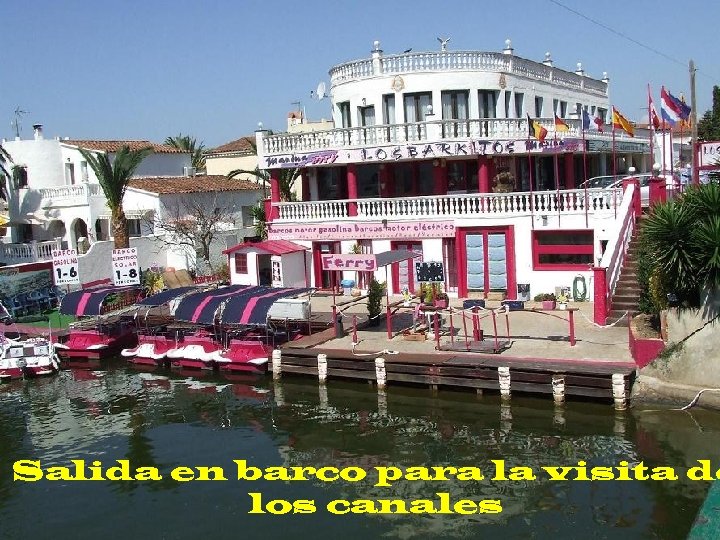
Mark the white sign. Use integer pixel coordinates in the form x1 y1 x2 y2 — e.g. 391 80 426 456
112 248 140 286
52 249 80 286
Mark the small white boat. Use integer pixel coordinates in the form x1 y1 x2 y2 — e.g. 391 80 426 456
0 335 60 381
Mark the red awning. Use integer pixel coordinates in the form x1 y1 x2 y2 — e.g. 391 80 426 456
223 240 307 256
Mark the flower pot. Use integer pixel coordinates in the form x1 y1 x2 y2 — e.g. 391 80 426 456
558 302 568 310
542 300 556 310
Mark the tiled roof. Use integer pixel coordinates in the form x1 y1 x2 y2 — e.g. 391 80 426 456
128 175 263 195
206 136 256 155
62 140 187 154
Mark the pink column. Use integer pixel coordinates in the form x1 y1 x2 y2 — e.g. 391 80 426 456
347 164 358 216
269 169 280 221
593 266 608 325
564 153 575 189
648 176 667 206
379 165 390 197
478 156 490 193
622 176 641 218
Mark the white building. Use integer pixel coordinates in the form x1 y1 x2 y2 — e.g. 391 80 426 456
255 39 651 323
1 128 263 273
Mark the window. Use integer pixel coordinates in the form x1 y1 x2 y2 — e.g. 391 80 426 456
382 94 395 124
504 92 511 118
441 90 469 137
240 206 254 227
14 166 28 188
127 219 142 237
597 107 607 122
535 96 544 117
80 161 89 182
442 238 458 293
404 92 432 139
446 160 478 193
532 230 594 269
478 90 498 119
559 101 568 118
514 92 524 118
234 253 248 274
65 163 75 185
317 167 345 201
338 101 351 128
553 99 559 116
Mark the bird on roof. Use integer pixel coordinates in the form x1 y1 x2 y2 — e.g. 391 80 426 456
403 48 412 53
437 37 450 52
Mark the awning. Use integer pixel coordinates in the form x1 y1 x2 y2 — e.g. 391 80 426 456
223 240 308 256
174 285 250 324
374 249 421 267
220 287 313 325
60 285 140 316
137 286 197 307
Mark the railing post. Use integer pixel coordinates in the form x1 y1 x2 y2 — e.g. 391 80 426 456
648 175 667 206
593 266 608 325
622 177 641 218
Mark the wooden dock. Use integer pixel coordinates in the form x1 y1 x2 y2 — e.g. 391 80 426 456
272 346 636 409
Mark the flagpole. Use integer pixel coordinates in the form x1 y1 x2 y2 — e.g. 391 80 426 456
612 120 617 219
582 119 588 228
661 86 667 175
553 147 561 227
648 84 655 171
527 138 535 224
669 128 675 180
679 120 684 191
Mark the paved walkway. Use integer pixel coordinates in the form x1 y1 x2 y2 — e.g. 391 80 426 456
307 293 633 364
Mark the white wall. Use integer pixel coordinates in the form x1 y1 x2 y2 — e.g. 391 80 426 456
280 251 307 287
228 250 260 286
75 236 170 286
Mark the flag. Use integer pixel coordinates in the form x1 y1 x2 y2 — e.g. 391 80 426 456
679 94 692 130
594 114 604 132
527 114 548 142
649 96 661 130
612 106 634 137
582 109 603 132
660 86 692 126
582 109 592 130
554 114 570 132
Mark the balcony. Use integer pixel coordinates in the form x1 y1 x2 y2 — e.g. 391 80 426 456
259 118 646 160
0 239 62 265
37 183 104 209
329 51 608 96
273 188 623 223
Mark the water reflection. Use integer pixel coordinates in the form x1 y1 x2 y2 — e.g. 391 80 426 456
0 366 718 539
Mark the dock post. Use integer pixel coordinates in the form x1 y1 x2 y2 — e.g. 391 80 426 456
317 353 328 383
552 375 565 405
377 388 388 417
498 366 511 399
271 349 282 380
318 383 328 411
612 373 627 410
273 381 284 406
375 357 387 389
500 402 512 431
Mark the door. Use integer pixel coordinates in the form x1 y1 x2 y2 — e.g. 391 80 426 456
312 242 341 290
391 241 423 294
464 231 508 296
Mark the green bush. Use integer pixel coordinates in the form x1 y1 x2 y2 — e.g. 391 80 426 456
367 278 386 321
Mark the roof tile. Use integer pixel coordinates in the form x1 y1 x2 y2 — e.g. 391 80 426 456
128 175 263 195
62 140 187 154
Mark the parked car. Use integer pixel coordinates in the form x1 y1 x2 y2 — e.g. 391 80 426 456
612 173 680 207
579 175 625 189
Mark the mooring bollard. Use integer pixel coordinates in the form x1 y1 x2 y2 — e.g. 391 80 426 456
498 366 511 399
552 374 565 405
317 353 328 383
375 357 386 389
612 373 627 411
271 349 282 380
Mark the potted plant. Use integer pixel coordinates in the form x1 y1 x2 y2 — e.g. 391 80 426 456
401 287 411 306
367 278 386 326
492 171 516 193
534 293 556 310
433 284 449 309
557 293 569 310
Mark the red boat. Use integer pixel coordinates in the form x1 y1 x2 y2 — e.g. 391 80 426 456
54 285 140 363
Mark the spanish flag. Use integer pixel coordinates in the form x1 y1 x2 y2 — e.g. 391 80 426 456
612 106 634 137
527 114 548 142
554 114 570 132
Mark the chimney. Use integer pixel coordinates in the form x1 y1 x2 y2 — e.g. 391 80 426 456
33 124 44 140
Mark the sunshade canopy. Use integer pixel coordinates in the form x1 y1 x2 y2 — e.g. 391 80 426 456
220 287 313 325
137 287 197 307
60 285 139 316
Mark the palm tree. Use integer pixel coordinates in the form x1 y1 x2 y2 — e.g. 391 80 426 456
641 182 720 308
79 145 153 249
227 166 300 202
0 143 11 179
165 134 205 172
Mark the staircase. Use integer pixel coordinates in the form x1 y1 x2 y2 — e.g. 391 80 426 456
607 217 644 326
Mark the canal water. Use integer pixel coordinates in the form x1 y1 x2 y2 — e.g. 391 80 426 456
1 365 718 539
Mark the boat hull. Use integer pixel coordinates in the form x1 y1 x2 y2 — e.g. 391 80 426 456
0 338 59 381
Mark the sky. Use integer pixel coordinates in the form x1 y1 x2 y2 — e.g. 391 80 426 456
2 0 718 148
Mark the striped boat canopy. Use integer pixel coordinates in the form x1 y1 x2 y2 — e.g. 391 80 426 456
60 286 139 316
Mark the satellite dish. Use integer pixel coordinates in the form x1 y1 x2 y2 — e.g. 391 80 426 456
316 81 327 100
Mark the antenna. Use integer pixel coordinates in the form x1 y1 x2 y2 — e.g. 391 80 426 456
310 81 327 100
11 107 28 138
